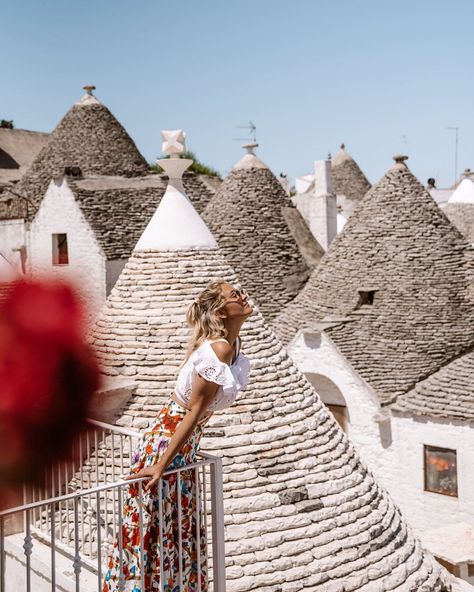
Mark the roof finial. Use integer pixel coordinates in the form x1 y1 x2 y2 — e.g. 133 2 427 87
161 129 186 160
156 129 192 181
135 129 216 251
242 142 259 156
75 85 100 106
393 154 409 164
327 152 332 160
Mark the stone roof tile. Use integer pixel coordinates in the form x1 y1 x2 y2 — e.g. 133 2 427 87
87 174 450 589
444 202 474 244
202 150 323 321
392 348 474 421
89 248 449 590
275 158 474 406
0 94 149 220
331 144 371 203
67 172 215 260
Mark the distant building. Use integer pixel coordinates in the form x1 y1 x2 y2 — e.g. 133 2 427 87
293 143 371 250
275 155 474 583
0 88 216 318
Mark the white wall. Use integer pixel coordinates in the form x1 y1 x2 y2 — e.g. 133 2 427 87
294 193 337 252
289 330 474 537
0 218 26 272
28 178 107 320
390 413 474 534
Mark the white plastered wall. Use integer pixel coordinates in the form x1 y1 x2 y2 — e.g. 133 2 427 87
390 413 474 534
28 178 107 320
290 331 393 477
0 218 26 272
289 330 474 536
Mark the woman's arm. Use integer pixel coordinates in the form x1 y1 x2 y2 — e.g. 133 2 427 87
125 341 233 491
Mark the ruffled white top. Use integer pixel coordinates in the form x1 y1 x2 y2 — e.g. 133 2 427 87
174 338 251 412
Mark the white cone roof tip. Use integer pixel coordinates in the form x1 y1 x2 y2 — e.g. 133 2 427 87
233 143 269 171
75 85 101 107
332 143 352 166
135 157 217 252
449 177 474 204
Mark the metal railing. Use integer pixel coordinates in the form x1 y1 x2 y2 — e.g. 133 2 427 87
0 420 226 592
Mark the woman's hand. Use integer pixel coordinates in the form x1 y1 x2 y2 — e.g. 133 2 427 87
124 462 165 491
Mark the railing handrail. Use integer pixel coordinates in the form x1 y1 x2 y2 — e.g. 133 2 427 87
86 417 141 438
0 455 218 517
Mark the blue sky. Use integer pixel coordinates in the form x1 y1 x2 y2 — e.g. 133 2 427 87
2 0 473 187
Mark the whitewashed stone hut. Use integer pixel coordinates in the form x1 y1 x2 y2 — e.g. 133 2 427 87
90 146 452 591
389 350 474 583
0 88 215 316
202 143 323 322
275 155 474 579
444 175 474 244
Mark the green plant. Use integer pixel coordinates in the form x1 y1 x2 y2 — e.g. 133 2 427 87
149 150 221 179
0 120 14 129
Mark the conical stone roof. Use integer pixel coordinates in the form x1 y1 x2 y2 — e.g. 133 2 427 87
392 347 474 421
12 89 149 218
331 143 371 203
201 147 323 321
90 164 451 591
275 156 474 405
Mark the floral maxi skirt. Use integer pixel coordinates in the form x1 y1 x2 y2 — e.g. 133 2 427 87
103 399 207 591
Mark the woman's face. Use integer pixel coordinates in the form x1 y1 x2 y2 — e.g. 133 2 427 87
219 283 253 319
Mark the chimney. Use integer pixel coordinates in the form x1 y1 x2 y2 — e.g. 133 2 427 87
310 159 337 251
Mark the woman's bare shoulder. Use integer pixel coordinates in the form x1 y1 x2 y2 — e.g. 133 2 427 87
209 340 233 364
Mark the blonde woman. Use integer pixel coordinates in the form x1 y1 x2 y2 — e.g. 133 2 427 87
103 280 252 592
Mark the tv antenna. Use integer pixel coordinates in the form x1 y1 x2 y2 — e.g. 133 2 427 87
233 121 257 143
446 126 459 185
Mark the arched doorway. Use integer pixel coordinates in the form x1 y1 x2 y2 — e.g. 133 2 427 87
305 373 349 432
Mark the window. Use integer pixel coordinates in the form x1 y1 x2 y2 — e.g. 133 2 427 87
52 233 69 265
424 445 458 497
355 290 376 309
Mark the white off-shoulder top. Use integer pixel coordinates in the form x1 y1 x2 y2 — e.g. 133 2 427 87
174 338 251 412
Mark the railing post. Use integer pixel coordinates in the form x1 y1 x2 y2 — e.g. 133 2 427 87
210 457 226 592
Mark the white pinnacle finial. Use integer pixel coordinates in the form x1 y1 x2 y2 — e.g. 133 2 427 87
242 142 258 156
162 129 186 158
135 129 216 251
75 84 101 106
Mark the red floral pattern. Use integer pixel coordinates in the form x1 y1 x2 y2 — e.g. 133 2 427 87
103 399 207 591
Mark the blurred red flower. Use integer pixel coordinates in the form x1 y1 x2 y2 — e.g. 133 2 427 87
0 279 100 485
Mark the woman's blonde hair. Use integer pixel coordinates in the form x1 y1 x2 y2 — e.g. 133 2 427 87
184 280 228 362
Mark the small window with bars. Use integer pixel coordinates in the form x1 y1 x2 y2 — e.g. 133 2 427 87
424 445 458 497
52 233 69 265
